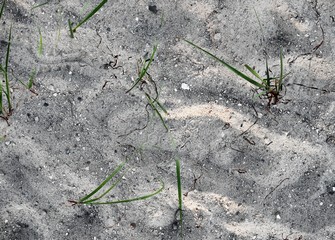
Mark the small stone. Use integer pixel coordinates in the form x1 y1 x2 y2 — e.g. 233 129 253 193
148 3 158 14
181 83 190 90
130 222 136 229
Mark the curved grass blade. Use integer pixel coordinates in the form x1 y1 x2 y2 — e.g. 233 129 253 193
80 166 131 204
78 159 128 203
126 45 157 93
184 40 265 89
81 180 164 205
72 0 107 33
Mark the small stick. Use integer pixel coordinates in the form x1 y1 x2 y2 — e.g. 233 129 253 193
263 177 289 201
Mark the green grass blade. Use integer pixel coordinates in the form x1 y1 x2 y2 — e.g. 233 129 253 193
68 19 74 38
4 26 12 111
184 40 265 89
72 0 107 33
265 54 270 88
253 90 267 99
278 48 284 92
82 180 164 205
253 7 264 42
155 99 168 115
0 81 3 115
244 64 263 81
0 0 5 20
126 45 157 93
176 158 183 234
145 93 168 131
78 160 128 203
80 173 126 204
4 26 11 73
38 28 43 56
28 69 36 89
31 1 49 10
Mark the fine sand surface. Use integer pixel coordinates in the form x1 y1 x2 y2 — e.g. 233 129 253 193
1 0 335 239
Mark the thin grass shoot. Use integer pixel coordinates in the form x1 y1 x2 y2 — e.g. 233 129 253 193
31 1 49 10
126 45 157 93
3 26 12 113
0 0 5 20
70 159 164 205
37 28 43 56
176 158 183 236
69 0 107 38
184 39 289 106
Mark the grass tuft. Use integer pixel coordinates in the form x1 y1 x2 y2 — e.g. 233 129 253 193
69 158 164 205
184 39 289 107
126 45 169 131
126 45 158 93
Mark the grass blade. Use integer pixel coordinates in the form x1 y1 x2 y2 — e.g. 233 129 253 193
80 172 126 204
31 1 49 10
155 99 168 115
253 7 264 42
265 53 270 88
28 69 36 89
78 159 128 203
176 158 183 235
82 180 164 205
37 28 43 56
0 0 5 20
244 64 263 81
184 40 265 89
145 93 168 131
68 19 74 38
0 81 2 115
72 0 107 33
126 45 157 93
4 26 12 111
278 48 284 92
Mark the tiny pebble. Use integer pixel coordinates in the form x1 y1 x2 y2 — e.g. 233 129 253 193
181 83 190 90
